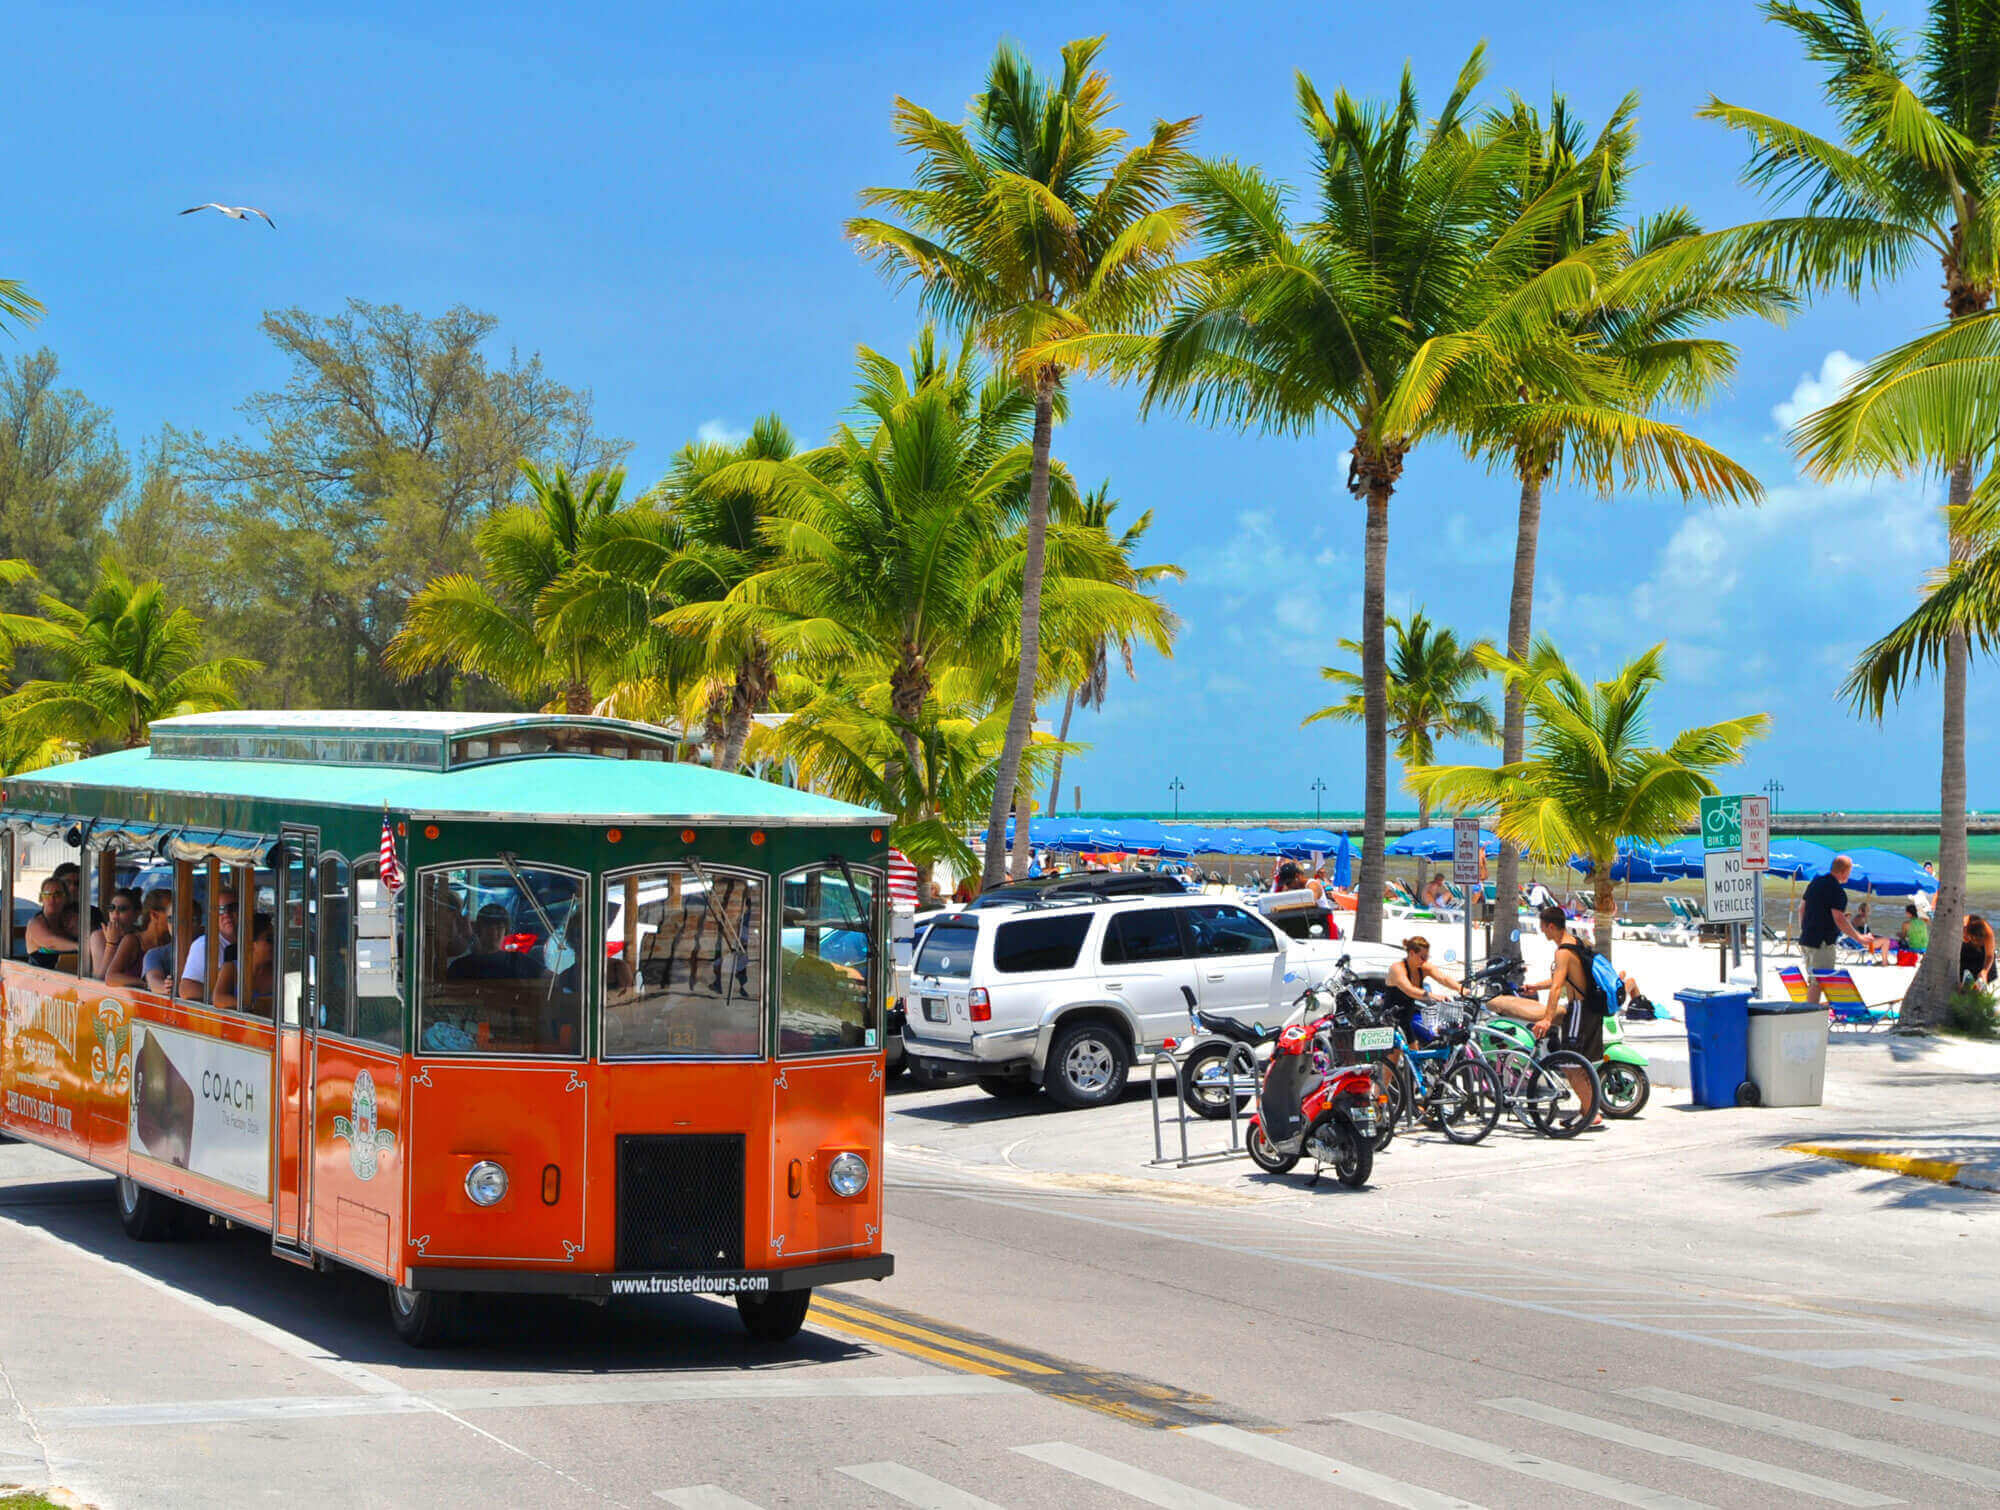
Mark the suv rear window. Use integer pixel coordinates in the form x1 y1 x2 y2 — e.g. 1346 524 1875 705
992 914 1094 974
914 922 978 979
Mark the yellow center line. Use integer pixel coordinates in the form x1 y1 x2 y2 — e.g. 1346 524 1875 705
806 1306 1012 1376
810 1297 1060 1376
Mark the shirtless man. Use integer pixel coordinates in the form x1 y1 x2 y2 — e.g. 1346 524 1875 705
1487 904 1600 1126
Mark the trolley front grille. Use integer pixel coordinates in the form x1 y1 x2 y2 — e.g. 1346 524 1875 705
615 1133 745 1272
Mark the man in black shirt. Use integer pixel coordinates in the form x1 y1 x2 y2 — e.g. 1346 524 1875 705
1798 855 1875 1004
447 903 544 982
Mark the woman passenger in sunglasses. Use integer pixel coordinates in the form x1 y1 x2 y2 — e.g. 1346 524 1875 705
26 879 79 967
90 887 146 985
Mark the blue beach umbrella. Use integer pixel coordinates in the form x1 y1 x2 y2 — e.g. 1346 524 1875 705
1332 833 1354 889
1387 825 1501 860
1231 827 1285 856
1825 846 1937 896
1276 828 1343 859
1645 837 1709 879
1763 838 1835 880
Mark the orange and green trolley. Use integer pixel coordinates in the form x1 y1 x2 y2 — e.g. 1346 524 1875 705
0 711 893 1344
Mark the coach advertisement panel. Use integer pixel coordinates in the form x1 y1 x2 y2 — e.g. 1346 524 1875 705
129 1020 271 1199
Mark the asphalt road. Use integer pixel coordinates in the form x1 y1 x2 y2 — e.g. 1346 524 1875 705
3 1060 1998 1509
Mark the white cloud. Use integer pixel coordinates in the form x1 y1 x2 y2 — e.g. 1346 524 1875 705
696 418 749 446
1771 350 1863 435
1211 509 1292 587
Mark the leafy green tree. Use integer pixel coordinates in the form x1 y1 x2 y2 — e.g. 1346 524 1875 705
386 462 635 713
1703 0 2000 1023
0 559 257 754
1469 94 1783 954
1407 642 1767 962
0 350 130 608
1304 611 1498 832
156 301 627 709
1077 48 1594 939
848 36 1197 885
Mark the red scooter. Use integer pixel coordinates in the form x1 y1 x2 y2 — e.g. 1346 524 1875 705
1245 1016 1379 1188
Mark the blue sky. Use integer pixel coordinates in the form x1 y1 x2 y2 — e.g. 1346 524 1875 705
8 0 1984 813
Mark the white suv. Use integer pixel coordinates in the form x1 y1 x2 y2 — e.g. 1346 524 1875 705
900 895 1401 1108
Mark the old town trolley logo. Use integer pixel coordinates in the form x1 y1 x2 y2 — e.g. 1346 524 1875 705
333 1069 396 1180
91 999 132 1093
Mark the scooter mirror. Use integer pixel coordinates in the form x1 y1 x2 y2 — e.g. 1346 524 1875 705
1444 949 1459 962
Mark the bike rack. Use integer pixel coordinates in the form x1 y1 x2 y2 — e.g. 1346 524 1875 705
1148 1043 1258 1168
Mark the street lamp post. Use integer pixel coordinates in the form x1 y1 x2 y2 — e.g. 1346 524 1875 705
1310 777 1327 822
1764 778 1783 815
1168 777 1185 818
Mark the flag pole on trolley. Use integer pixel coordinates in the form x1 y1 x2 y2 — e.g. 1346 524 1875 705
379 807 403 893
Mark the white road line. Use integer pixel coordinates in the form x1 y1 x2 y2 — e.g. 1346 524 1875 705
1338 1410 1714 1510
839 1461 1008 1509
1014 1442 1250 1510
656 1488 766 1510
41 1374 1025 1429
1623 1385 2000 1493
1183 1422 1486 1510
1483 1397 1900 1507
1757 1374 2000 1437
1881 1362 2000 1395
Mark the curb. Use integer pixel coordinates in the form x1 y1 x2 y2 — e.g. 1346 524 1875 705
1785 1142 2000 1192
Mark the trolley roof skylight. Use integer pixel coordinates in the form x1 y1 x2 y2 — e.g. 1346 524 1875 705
147 711 682 772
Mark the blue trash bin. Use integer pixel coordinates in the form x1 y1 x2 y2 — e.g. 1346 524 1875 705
1675 987 1752 1108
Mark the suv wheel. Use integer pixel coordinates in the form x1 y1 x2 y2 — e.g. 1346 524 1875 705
1044 1021 1130 1109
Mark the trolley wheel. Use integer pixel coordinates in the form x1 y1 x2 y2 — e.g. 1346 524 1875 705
387 1283 459 1348
1735 1079 1762 1108
115 1175 180 1242
738 1288 812 1342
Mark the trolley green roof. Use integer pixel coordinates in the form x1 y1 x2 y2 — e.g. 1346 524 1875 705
5 713 885 826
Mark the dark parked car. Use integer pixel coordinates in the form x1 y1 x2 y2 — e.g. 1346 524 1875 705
966 870 1194 909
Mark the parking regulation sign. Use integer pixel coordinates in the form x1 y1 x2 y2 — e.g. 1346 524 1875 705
1452 817 1484 883
1739 795 1769 871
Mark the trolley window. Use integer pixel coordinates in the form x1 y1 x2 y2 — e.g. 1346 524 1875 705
418 864 584 1057
353 857 403 1049
320 855 353 1035
778 864 879 1056
601 865 765 1058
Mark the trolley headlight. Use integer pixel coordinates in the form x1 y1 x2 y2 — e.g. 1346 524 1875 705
827 1152 870 1198
465 1160 509 1207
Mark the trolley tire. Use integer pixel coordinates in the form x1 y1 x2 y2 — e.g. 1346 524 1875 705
738 1288 812 1343
1599 1061 1651 1119
976 1075 1038 1099
1042 1022 1130 1110
1735 1079 1762 1108
115 1175 180 1242
1245 1120 1300 1174
1178 1044 1247 1121
387 1283 459 1348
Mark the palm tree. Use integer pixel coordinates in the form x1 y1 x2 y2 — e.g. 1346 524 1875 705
1406 642 1768 962
387 461 634 714
0 278 40 334
546 417 800 772
1471 92 1783 956
847 36 1198 886
1065 48 1597 939
0 559 257 752
1303 611 1498 832
1702 0 2000 1023
1041 484 1182 822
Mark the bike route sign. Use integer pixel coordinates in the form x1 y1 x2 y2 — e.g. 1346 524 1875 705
1699 794 1741 851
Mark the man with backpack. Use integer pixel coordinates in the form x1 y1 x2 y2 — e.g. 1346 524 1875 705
1488 904 1606 1128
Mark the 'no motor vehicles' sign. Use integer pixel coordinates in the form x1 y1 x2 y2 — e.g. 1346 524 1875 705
1703 850 1758 923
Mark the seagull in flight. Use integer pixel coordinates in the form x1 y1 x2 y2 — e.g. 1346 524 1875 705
180 203 275 228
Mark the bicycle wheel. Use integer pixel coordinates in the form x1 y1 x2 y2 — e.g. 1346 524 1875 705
1435 1059 1501 1145
1481 1047 1541 1130
1525 1051 1601 1138
1371 1063 1398 1152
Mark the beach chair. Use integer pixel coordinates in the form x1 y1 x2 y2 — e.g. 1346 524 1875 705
1775 966 1901 1029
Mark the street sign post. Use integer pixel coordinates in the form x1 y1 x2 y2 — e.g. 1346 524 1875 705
1700 793 1767 993
1452 817 1482 970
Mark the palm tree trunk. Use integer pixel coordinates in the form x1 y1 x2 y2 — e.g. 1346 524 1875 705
1011 781 1032 878
1593 872 1616 967
1491 466 1542 960
1046 685 1077 817
1904 460 1975 1027
1355 476 1392 942
715 643 774 775
565 680 591 715
982 372 1057 889
887 645 928 795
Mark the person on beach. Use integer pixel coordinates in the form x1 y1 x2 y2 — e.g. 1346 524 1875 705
1487 905 1602 1126
1898 904 1929 956
1962 914 1996 987
1798 856 1877 1005
1382 935 1459 1044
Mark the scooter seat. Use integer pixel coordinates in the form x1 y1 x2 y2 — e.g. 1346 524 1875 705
1191 1009 1278 1044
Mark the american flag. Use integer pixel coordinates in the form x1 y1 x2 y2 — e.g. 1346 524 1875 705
379 812 402 892
886 848 918 913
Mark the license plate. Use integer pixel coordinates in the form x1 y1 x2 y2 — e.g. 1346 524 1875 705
1353 1027 1395 1052
922 996 947 1023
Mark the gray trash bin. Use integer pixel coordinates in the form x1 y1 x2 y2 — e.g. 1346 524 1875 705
1745 1001 1829 1107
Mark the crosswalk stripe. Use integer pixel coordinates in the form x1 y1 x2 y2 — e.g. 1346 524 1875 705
1883 1362 2000 1396
655 1488 764 1510
1013 1442 1249 1510
1182 1422 1485 1510
1483 1397 1900 1507
1623 1385 2000 1493
1338 1409 1715 1510
1755 1374 2000 1438
839 1461 1008 1509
